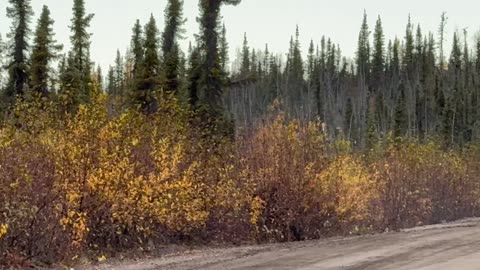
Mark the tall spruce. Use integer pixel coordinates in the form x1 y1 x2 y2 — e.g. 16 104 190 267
130 19 144 92
30 5 62 97
69 0 94 102
240 32 250 78
113 49 124 96
219 23 229 77
137 15 160 112
106 65 115 95
161 0 186 93
356 10 370 81
5 0 34 103
197 0 241 118
372 16 385 92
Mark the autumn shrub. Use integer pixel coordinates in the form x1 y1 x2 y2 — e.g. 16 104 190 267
239 114 376 241
0 94 254 265
373 141 480 230
1 95 480 267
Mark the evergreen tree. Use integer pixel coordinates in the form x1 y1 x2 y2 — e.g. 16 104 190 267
69 0 94 103
187 44 201 107
197 0 241 119
219 23 230 77
307 40 315 82
114 49 124 96
106 65 115 95
447 32 463 144
240 32 250 78
137 15 160 112
354 10 370 147
95 65 103 91
394 85 408 139
371 16 385 92
130 19 144 92
59 52 82 112
5 0 34 102
404 16 415 72
356 10 370 80
30 5 62 97
251 49 257 79
161 0 186 93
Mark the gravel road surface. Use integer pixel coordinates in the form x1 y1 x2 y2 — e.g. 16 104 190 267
77 218 480 270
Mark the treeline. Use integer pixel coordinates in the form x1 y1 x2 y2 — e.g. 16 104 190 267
2 0 480 149
227 12 480 149
0 0 239 128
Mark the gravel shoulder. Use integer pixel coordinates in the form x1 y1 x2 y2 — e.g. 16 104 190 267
71 218 480 270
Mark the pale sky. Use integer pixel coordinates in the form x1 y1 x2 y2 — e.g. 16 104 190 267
1 0 480 71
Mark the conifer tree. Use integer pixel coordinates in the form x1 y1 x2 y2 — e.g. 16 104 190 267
136 15 160 112
240 32 250 78
251 49 257 79
106 66 115 95
372 16 385 92
404 16 415 72
219 23 230 77
69 0 94 103
447 32 463 144
394 85 408 139
187 45 201 107
307 40 315 82
356 11 370 81
197 0 241 119
95 65 103 91
30 5 62 97
130 20 144 91
355 10 370 147
5 0 34 102
161 0 186 93
114 49 124 96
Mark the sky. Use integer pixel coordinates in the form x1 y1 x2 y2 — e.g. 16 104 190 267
1 0 480 71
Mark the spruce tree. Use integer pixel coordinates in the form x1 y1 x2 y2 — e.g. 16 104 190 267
356 10 370 81
251 48 258 79
30 5 62 97
197 0 241 119
403 16 415 81
69 0 94 102
106 66 115 95
240 32 250 78
161 0 186 93
114 49 124 96
187 45 202 107
307 40 315 82
355 10 370 147
95 65 103 91
219 23 230 77
137 15 160 112
130 19 144 92
372 16 385 92
5 0 34 102
447 32 463 144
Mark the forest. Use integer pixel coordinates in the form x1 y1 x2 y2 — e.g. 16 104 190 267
2 0 480 268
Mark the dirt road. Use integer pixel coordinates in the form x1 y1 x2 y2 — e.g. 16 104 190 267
82 218 480 270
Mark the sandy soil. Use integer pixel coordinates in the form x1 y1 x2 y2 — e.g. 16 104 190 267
73 218 480 270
